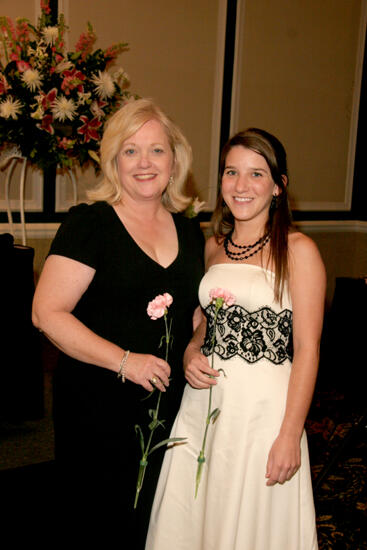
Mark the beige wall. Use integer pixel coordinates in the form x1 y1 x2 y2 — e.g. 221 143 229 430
232 0 364 212
64 0 224 206
0 0 36 20
297 224 367 307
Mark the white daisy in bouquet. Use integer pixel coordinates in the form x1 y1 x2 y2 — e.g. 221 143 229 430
0 0 133 172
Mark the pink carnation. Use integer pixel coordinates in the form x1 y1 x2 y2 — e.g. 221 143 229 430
209 288 236 307
57 137 74 150
147 293 173 320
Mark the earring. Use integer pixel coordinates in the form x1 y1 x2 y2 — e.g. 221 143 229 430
168 175 174 186
271 195 278 209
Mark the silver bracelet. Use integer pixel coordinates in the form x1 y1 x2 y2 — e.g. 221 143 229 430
117 350 130 383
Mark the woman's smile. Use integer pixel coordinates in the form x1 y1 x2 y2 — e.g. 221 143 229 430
221 146 279 226
117 118 174 202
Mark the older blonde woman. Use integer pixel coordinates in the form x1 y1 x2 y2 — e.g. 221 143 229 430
32 99 204 543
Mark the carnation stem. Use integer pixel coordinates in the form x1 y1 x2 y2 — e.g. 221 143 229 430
195 302 221 497
134 312 169 509
134 458 148 509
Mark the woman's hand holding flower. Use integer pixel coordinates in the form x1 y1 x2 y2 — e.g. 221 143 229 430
122 292 173 392
124 352 170 392
184 342 219 389
134 292 186 509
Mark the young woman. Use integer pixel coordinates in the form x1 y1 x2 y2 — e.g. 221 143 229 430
146 128 326 550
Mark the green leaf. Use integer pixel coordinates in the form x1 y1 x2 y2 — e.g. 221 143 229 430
195 452 205 498
149 418 158 430
70 51 81 62
210 408 221 423
148 437 187 455
141 388 156 401
148 417 165 431
134 424 145 454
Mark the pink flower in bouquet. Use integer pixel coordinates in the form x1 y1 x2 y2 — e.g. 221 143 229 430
147 293 173 320
41 0 51 14
16 60 30 72
57 137 74 150
61 68 85 95
75 24 97 61
209 287 236 307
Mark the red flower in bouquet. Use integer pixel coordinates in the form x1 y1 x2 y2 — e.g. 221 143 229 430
77 115 102 143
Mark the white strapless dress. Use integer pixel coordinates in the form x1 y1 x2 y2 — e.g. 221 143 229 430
145 264 318 550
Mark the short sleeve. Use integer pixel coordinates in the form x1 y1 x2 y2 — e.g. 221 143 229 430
48 203 101 269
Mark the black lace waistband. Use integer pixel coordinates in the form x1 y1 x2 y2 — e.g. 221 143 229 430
201 304 293 365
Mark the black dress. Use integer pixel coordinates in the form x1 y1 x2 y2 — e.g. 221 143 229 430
49 201 204 543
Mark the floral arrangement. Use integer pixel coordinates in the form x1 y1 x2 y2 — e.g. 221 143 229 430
0 0 132 171
134 292 186 509
195 287 236 497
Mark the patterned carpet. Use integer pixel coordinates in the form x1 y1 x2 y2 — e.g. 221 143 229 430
306 385 367 550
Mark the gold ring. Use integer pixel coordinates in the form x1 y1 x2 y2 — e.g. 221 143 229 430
151 377 158 384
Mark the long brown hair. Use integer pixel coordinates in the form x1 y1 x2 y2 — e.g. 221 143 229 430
212 128 294 303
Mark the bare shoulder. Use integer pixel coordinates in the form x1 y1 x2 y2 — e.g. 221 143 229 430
288 231 326 282
288 231 323 263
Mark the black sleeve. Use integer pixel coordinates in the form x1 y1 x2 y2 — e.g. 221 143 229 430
48 203 101 269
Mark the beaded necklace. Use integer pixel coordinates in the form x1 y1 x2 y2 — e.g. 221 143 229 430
224 232 270 261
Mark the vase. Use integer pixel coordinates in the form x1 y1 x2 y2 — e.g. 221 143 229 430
3 155 77 246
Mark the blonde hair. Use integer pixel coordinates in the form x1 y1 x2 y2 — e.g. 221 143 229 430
88 98 192 212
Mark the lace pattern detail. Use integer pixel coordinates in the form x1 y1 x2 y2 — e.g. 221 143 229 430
201 304 293 365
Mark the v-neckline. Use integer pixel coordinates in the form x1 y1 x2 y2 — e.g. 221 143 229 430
110 204 180 270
